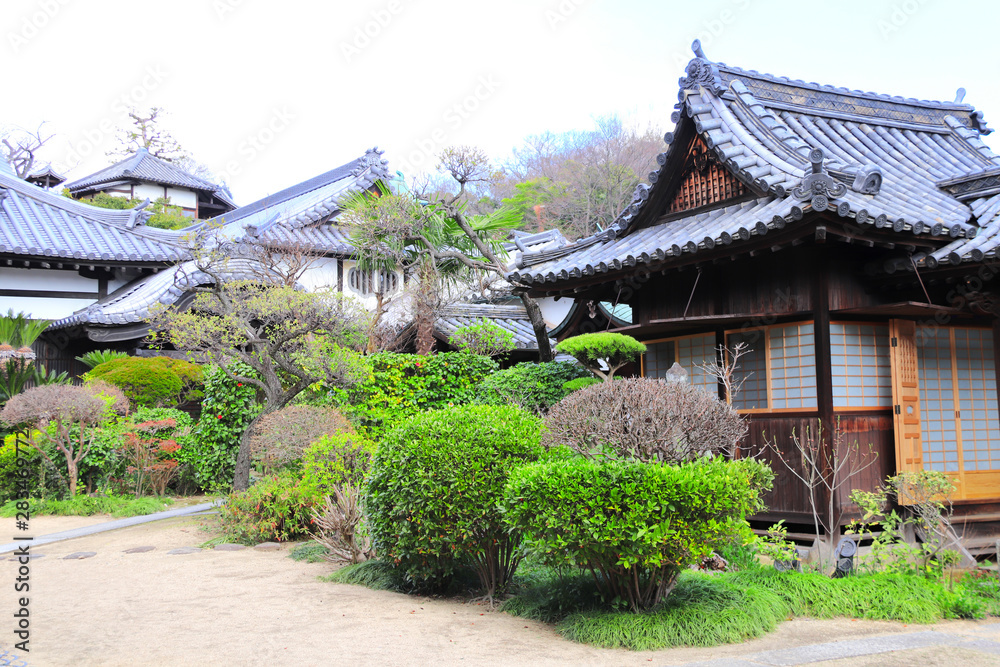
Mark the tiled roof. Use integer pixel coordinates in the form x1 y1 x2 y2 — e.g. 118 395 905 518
435 302 557 352
65 149 234 207
51 149 391 330
0 166 188 263
50 258 264 329
507 42 1000 287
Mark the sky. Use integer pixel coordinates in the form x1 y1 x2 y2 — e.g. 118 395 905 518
4 0 999 205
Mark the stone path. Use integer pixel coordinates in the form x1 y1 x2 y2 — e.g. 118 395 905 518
677 625 1000 665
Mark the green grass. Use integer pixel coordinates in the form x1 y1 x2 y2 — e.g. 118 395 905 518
0 496 173 518
289 542 329 563
503 565 1000 651
316 553 1000 651
323 559 411 590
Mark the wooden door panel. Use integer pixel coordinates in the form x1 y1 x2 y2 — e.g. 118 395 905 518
889 320 923 488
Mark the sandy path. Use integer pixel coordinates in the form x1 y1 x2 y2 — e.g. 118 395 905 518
1 516 998 666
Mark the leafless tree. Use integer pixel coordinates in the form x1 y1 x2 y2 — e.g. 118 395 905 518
107 107 189 162
1 123 54 178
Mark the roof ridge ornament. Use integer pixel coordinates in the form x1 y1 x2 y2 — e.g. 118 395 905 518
678 40 726 96
792 149 847 212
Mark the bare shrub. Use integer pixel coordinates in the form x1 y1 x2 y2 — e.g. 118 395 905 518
543 377 746 462
310 483 374 564
248 405 353 472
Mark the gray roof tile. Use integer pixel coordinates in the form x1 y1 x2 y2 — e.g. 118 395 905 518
65 149 235 207
0 169 188 263
508 47 999 286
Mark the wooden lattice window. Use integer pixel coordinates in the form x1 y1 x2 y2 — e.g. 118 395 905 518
667 136 748 215
640 332 718 392
725 322 817 412
830 322 892 409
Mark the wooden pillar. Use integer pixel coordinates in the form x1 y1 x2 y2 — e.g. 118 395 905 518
811 249 837 543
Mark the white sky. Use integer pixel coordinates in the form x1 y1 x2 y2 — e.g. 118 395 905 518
4 0 999 204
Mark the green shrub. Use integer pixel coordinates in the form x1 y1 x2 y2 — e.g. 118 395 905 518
448 319 516 357
0 435 38 503
343 352 498 435
188 364 260 491
555 333 646 380
476 361 590 413
365 404 543 596
299 431 375 501
88 406 196 493
85 356 203 408
217 472 315 544
562 377 600 393
503 457 773 611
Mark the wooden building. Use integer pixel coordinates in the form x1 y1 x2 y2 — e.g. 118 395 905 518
508 42 1000 550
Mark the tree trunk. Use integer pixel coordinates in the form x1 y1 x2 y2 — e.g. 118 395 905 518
232 407 273 492
519 293 554 362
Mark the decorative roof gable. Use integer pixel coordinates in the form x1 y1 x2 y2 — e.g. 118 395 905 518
508 42 1000 290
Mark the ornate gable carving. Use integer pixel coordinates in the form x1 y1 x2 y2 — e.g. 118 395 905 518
666 136 748 215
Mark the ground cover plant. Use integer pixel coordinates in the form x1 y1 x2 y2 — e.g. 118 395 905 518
0 495 172 518
365 404 543 598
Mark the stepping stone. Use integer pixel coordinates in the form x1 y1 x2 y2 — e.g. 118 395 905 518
166 547 201 555
123 546 156 554
214 544 246 552
8 553 44 561
254 542 281 551
63 552 96 560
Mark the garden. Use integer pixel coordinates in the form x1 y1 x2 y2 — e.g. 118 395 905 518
2 306 999 652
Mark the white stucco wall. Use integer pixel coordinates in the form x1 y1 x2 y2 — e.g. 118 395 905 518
537 295 574 331
133 184 198 209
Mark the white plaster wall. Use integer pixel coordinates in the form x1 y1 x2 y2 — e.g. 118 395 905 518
0 267 98 292
296 257 339 292
537 296 574 331
134 184 198 209
0 296 96 320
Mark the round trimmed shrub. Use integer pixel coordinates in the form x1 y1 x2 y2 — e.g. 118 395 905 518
476 361 591 413
85 356 203 408
544 377 746 462
365 404 543 595
503 457 773 611
248 405 353 473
